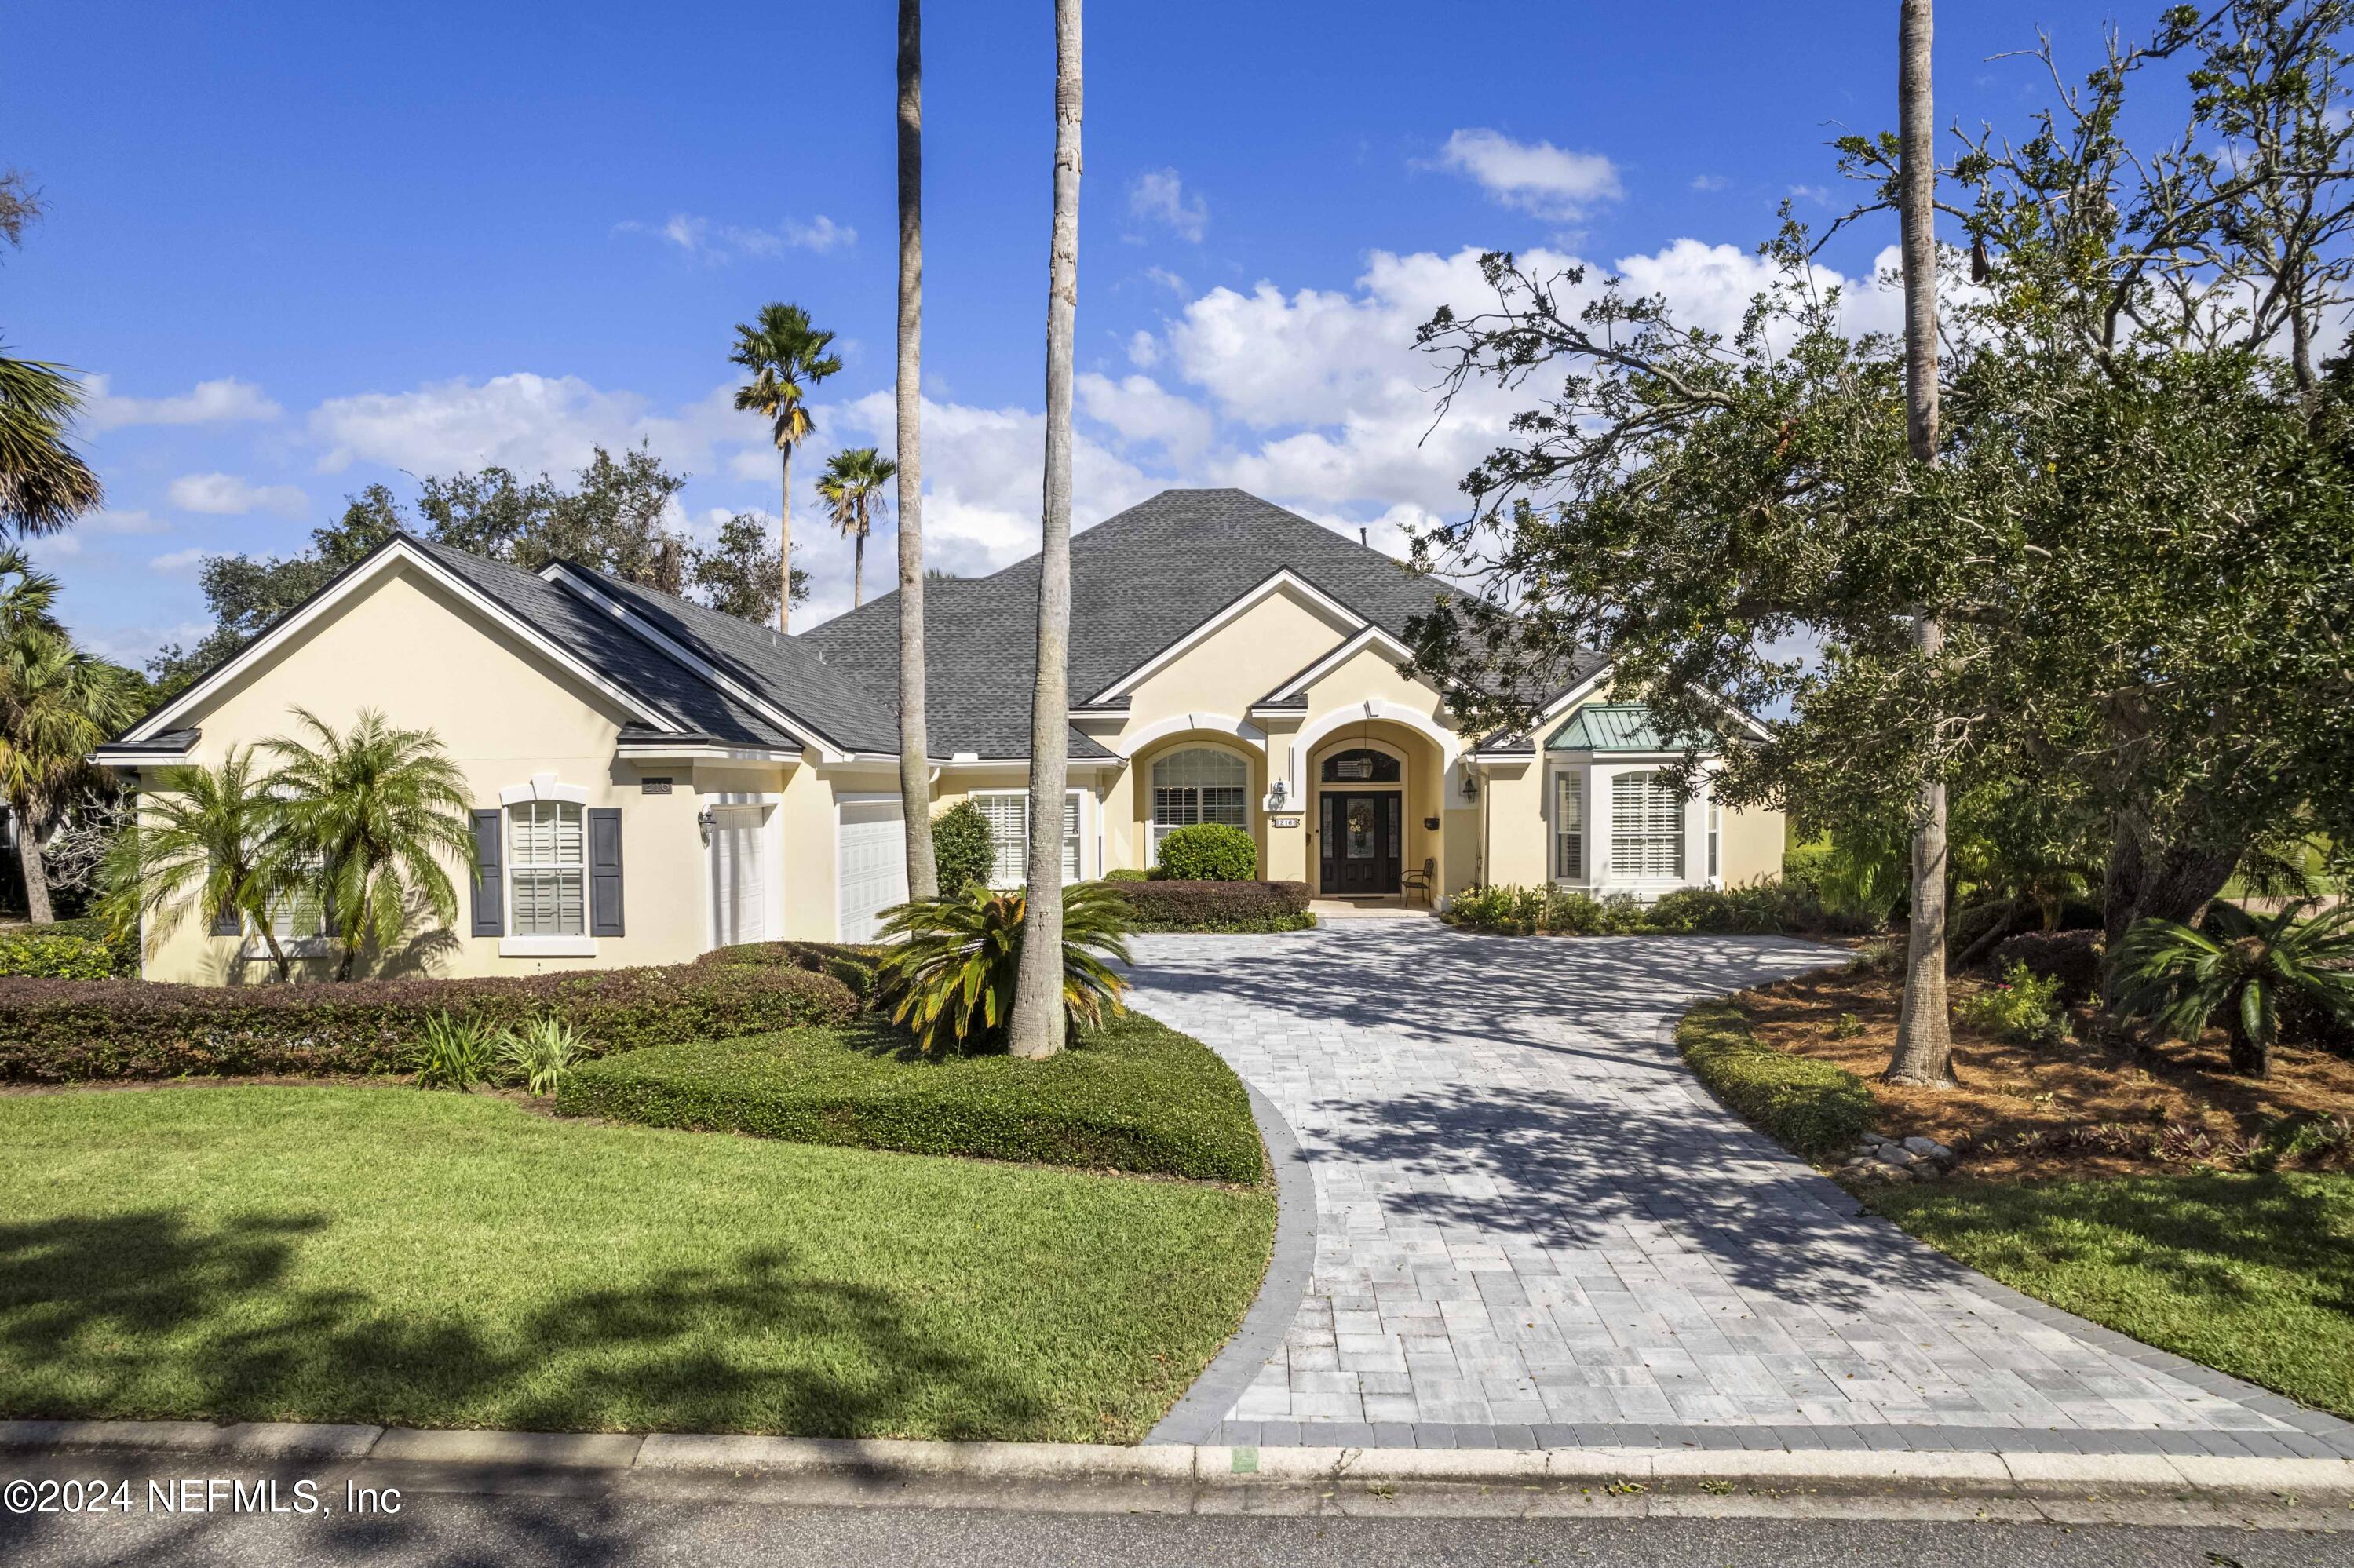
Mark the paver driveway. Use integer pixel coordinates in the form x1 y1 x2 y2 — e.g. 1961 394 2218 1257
1128 920 2345 1455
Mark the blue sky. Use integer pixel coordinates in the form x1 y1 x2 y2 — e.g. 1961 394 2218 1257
9 1 2141 664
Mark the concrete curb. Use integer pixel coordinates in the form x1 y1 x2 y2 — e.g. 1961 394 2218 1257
5 1420 2350 1504
1145 1078 1316 1446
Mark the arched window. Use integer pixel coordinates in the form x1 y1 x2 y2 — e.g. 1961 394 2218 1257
1151 746 1249 857
1320 747 1400 783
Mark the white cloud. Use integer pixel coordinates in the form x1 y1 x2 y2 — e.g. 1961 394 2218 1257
1143 265 1189 295
1690 173 1729 192
617 212 856 262
1128 170 1208 242
308 372 752 480
1078 372 1214 462
82 508 170 536
82 375 280 433
166 472 310 516
148 547 208 574
1434 128 1622 220
1126 330 1162 369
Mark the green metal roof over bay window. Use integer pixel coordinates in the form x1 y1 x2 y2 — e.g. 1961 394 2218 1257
1545 702 1703 752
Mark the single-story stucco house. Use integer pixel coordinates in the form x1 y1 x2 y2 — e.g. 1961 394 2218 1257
95 488 1784 983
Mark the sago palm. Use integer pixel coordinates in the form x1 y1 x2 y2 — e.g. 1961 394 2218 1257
98 746 304 979
815 446 896 607
263 707 475 979
728 302 841 633
877 881 1132 1055
2110 899 2354 1078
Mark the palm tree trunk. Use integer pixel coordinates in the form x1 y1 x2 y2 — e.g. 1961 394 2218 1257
1009 0 1082 1061
778 446 794 634
852 529 865 607
1885 0 1955 1089
896 0 938 901
14 808 53 924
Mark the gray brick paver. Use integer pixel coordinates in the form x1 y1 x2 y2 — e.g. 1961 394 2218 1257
1126 923 2319 1450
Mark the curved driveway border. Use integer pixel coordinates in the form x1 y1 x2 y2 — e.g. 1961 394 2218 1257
1148 1081 1319 1446
1121 920 2354 1457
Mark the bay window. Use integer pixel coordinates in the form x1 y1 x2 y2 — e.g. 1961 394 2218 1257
1553 771 1585 881
1610 771 1686 880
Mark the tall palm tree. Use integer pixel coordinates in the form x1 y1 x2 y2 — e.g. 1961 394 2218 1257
0 547 136 923
815 447 897 607
896 0 939 899
728 303 841 633
0 348 102 538
99 747 303 980
263 707 474 980
1883 0 1957 1088
1009 0 1083 1061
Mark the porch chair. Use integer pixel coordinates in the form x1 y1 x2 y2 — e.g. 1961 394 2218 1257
1400 857 1436 908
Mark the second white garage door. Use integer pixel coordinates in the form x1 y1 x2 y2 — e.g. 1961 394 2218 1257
837 796 909 943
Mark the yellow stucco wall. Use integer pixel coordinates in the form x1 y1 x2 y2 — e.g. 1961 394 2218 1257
133 562 787 982
1719 800 1787 885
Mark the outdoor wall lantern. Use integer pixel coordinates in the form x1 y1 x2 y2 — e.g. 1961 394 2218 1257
1268 777 1290 808
1459 768 1480 801
695 808 715 846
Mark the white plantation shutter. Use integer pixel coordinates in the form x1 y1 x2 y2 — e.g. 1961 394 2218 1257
1150 748 1247 859
1553 772 1584 880
978 795 1027 887
1610 772 1685 879
509 800 586 935
1063 792 1082 882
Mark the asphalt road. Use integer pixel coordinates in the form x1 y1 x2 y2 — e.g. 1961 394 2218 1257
6 1496 2354 1568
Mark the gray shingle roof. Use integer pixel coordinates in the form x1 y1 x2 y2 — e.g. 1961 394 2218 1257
797 490 1479 758
408 538 802 752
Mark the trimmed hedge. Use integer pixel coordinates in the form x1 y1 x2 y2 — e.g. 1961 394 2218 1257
557 1009 1266 1183
0 931 115 979
699 939 887 1003
1156 822 1258 881
0 961 858 1084
1677 998 1874 1159
1104 879 1314 933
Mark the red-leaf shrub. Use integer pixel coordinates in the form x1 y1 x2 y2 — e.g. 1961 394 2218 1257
0 961 857 1084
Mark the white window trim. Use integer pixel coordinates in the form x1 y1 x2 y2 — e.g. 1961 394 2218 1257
505 791 591 944
973 788 1089 888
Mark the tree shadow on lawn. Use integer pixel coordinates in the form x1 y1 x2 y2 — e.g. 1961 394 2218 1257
0 1209 1045 1440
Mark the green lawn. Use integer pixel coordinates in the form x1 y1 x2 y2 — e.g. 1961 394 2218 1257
1868 1172 2354 1418
0 1086 1274 1442
559 1012 1265 1183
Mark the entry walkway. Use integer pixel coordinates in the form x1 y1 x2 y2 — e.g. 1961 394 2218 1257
1126 921 2352 1455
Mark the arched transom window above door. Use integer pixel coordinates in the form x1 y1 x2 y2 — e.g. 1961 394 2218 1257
1151 746 1249 858
1320 747 1401 783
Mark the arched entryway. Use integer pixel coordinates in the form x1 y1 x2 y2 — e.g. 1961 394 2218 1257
1315 744 1403 895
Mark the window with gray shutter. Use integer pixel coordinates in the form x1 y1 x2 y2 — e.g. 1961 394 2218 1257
471 808 505 936
589 807 625 936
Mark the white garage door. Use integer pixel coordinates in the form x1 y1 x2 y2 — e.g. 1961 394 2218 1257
837 796 909 943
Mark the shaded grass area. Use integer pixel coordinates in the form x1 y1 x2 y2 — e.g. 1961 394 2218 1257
1677 999 1874 1159
560 1012 1265 1184
1868 1172 2354 1420
0 1087 1274 1442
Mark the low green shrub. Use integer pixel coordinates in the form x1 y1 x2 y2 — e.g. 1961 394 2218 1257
498 1015 581 1096
1104 879 1313 932
1989 929 2103 1005
42 916 141 977
1155 822 1258 881
931 801 995 899
1958 960 2068 1046
558 1009 1265 1183
1848 937 1901 974
1101 866 1150 884
1678 1000 1874 1159
412 1012 495 1090
0 961 857 1084
1445 877 1855 938
0 931 115 980
699 939 886 1004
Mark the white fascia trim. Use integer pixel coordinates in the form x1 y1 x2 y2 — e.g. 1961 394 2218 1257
499 935 598 958
938 755 1127 772
616 742 804 764
91 744 195 769
542 563 852 764
498 773 592 806
125 540 681 744
1261 623 1419 704
1083 568 1367 704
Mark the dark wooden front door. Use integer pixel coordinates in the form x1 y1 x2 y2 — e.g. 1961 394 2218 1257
1319 790 1402 895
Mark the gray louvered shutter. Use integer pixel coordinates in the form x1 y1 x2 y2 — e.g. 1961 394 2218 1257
589 808 624 937
209 899 243 937
471 808 504 936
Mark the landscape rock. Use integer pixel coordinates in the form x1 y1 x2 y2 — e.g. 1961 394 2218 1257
1902 1136 1953 1161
